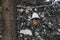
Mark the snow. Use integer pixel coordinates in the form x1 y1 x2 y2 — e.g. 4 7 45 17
20 29 32 36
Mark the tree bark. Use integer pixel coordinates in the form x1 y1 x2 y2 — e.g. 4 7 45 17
2 0 18 40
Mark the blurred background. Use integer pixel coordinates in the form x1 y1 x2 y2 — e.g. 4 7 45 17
0 0 2 40
0 0 60 40
16 0 60 40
